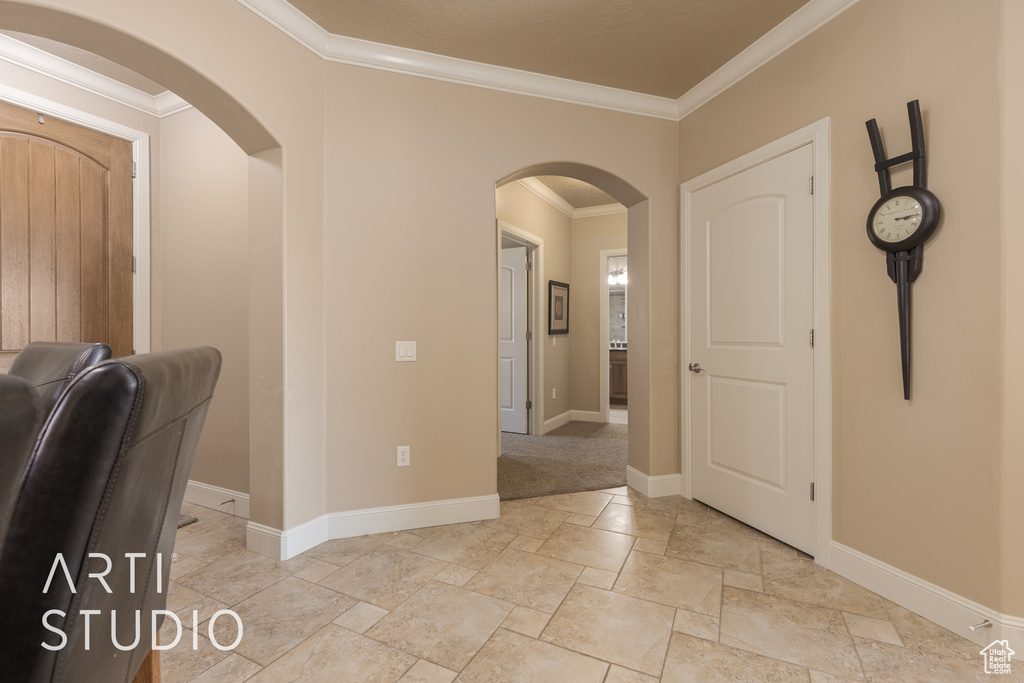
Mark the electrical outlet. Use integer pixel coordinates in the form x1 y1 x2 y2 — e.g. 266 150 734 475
397 446 410 467
552 387 557 400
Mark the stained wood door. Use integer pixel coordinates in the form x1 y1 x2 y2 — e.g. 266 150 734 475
686 143 816 554
0 100 132 371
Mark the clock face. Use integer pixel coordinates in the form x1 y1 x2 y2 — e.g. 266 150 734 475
872 195 923 243
866 186 940 252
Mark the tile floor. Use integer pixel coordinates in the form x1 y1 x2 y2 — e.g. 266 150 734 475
161 488 1013 682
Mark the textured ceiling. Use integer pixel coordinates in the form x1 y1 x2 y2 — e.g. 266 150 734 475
286 0 810 99
2 30 168 96
535 176 618 209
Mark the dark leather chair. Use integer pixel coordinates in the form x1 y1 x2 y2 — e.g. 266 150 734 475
8 341 113 416
0 347 222 683
0 374 43 546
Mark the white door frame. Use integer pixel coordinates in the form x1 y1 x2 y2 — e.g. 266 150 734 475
681 117 832 567
599 248 627 423
498 220 544 436
0 84 152 355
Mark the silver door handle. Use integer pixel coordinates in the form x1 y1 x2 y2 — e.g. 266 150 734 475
688 362 702 373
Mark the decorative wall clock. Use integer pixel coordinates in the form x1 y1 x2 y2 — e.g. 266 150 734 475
865 100 942 400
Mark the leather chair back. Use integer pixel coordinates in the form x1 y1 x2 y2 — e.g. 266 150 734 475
8 342 113 416
0 374 42 551
0 347 221 683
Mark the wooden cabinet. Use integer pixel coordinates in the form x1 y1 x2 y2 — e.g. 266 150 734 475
610 349 627 405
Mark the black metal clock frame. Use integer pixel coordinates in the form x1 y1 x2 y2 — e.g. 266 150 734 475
865 100 941 400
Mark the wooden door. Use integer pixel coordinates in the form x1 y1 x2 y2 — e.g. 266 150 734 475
609 349 627 405
686 143 816 554
0 100 132 371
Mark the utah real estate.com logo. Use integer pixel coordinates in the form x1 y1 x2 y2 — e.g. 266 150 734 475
981 640 1015 676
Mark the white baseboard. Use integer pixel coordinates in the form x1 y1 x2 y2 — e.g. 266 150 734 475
570 410 604 423
184 480 250 519
246 493 500 560
541 411 572 434
626 466 684 498
830 541 1024 649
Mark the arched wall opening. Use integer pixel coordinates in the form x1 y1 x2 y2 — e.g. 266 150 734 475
496 162 654 482
0 2 287 531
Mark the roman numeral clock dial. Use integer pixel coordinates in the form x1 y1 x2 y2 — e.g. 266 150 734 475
865 100 942 400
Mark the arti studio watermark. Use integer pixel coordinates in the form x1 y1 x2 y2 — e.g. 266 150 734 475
41 553 243 652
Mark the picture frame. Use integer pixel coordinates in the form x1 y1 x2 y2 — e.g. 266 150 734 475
548 280 569 335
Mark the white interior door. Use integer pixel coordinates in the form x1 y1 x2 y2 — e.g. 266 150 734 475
687 143 816 554
500 247 528 433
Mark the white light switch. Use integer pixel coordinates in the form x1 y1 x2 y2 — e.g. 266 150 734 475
396 341 417 361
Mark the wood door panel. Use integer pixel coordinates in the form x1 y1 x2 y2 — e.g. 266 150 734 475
29 141 57 341
107 136 133 357
1 135 30 351
80 160 108 345
55 146 82 343
0 100 133 361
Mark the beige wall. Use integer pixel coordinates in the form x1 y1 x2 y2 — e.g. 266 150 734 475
680 0 1009 611
495 181 572 422
159 107 250 494
570 212 627 413
999 0 1024 616
321 62 679 512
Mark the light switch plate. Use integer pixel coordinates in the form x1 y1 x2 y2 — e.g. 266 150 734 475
396 341 417 361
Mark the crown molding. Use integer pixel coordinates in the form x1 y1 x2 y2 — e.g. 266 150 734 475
239 0 858 122
0 33 190 118
237 0 678 120
0 0 858 123
676 0 859 119
574 203 628 219
517 178 626 219
518 177 575 218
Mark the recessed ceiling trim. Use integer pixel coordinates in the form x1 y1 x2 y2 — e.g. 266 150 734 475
518 178 574 218
574 203 627 219
517 179 626 219
0 33 189 118
676 0 859 119
239 0 858 122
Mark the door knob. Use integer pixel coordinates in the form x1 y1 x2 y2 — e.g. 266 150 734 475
688 362 702 373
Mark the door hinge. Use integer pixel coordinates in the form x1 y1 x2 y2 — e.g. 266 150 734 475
810 482 816 501
132 161 137 179
809 329 814 347
525 400 532 410
526 260 532 272
131 255 137 273
526 331 532 341
809 176 814 195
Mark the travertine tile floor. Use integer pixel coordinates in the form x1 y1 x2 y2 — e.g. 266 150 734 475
162 488 1015 682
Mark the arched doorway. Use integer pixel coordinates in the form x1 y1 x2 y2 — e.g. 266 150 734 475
495 162 651 499
0 1 286 534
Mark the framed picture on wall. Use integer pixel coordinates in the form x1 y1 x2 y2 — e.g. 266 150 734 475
549 280 569 335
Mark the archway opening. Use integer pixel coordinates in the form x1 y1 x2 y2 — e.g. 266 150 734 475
495 162 650 501
0 2 285 531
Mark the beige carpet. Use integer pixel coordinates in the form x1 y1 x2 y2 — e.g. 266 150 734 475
498 421 628 500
